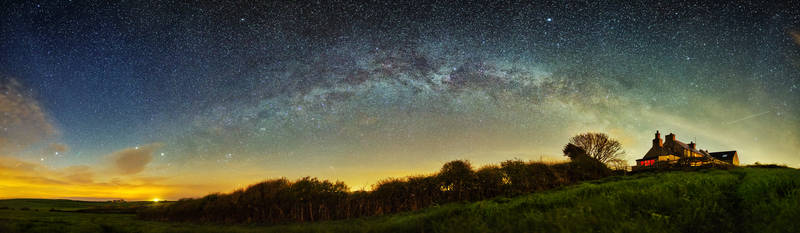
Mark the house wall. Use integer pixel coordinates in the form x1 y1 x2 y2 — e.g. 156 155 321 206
658 155 680 162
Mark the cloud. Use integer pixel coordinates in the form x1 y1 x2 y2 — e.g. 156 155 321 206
62 165 94 183
0 155 184 200
0 77 57 154
0 157 98 186
47 143 70 153
0 156 66 185
108 143 162 175
0 143 230 201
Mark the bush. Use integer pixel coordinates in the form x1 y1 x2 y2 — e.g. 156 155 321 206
746 163 789 169
140 156 613 224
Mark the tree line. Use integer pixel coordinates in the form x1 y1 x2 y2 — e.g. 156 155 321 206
138 133 623 224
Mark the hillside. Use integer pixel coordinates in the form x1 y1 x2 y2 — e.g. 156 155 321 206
1 167 798 233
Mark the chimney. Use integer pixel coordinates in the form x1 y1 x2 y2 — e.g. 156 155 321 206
665 133 676 142
689 141 696 150
652 130 663 147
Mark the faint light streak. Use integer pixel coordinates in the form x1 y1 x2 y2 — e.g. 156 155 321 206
724 111 770 125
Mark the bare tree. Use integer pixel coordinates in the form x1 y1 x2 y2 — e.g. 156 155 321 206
568 132 626 165
607 158 629 171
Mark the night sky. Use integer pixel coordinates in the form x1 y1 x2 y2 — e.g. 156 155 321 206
1 1 799 200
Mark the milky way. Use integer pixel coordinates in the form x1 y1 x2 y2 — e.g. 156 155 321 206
1 1 799 200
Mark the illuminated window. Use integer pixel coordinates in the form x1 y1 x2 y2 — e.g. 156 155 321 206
639 160 655 166
638 160 656 166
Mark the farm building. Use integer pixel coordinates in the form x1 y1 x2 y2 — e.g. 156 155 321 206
634 131 738 170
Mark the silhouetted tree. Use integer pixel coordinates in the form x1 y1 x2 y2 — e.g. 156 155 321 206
563 143 588 160
607 158 629 171
563 143 612 179
568 132 626 165
500 159 532 195
438 160 478 202
139 156 615 224
406 175 441 209
373 178 411 214
475 165 505 198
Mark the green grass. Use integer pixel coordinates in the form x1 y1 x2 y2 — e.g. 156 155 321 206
1 167 799 233
0 199 108 211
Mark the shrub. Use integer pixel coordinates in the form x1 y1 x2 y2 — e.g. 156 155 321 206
140 157 613 224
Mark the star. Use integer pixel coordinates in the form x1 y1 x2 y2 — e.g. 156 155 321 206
0 0 797 201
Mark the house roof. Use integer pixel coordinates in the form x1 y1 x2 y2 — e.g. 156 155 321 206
641 146 665 160
640 134 713 160
709 151 737 162
671 140 704 155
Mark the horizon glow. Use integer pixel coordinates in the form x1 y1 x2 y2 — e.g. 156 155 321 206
1 1 798 201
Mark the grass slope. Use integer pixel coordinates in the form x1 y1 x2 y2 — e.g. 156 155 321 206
1 167 798 233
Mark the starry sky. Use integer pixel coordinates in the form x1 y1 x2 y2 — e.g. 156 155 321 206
1 1 799 200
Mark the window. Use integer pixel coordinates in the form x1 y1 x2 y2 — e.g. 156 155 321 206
639 160 655 166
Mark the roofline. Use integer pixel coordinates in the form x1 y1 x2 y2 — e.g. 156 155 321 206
709 151 737 154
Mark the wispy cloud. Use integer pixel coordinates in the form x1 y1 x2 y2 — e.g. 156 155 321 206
107 143 162 175
0 155 178 200
47 143 70 154
0 78 57 154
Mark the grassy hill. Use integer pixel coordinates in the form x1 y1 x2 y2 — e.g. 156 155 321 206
1 167 798 233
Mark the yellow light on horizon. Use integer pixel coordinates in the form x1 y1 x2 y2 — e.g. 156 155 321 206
152 198 160 202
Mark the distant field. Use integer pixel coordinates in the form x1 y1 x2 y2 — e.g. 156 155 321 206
1 167 799 233
0 199 155 211
0 199 102 211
